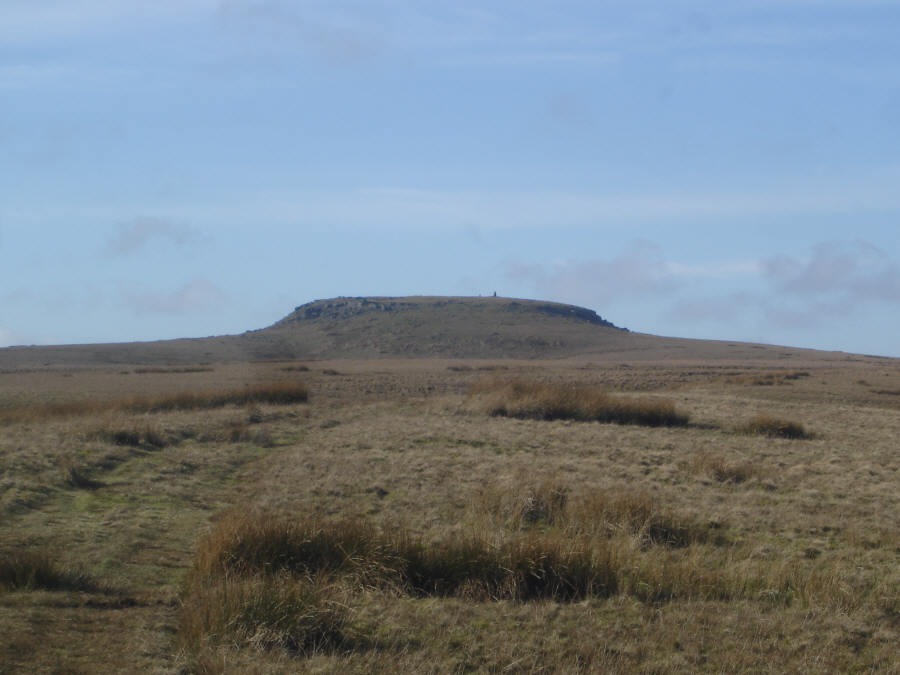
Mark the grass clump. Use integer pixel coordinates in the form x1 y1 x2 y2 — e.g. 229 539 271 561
127 382 308 413
394 532 617 600
471 378 689 427
0 400 106 425
133 366 214 374
0 549 98 593
178 574 349 657
189 510 386 584
180 512 358 660
724 370 810 386
95 426 174 448
741 415 810 440
0 382 308 424
187 510 618 602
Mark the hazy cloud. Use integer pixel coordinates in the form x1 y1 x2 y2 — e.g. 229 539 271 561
504 239 900 338
664 240 900 331
505 240 680 306
2 1 218 45
122 279 227 314
216 1 385 66
764 240 900 303
105 217 204 256
669 292 757 323
0 327 22 348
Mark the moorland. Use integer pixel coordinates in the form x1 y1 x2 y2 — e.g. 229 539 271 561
1 297 898 673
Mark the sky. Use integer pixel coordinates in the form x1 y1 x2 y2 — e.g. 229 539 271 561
3 1 900 356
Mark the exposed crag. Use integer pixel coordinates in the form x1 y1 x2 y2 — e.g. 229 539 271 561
277 296 624 330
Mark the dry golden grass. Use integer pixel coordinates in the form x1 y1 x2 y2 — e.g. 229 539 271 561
178 573 350 659
472 480 720 546
0 381 308 424
1 356 898 672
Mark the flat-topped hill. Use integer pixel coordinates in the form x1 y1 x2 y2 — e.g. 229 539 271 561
274 296 622 328
254 296 629 359
0 295 873 367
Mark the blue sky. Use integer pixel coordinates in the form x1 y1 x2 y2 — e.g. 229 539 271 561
3 1 900 356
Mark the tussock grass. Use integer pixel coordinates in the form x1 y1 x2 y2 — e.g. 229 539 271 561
724 370 810 386
93 425 175 448
0 382 308 424
189 511 386 585
184 506 853 616
0 549 98 593
133 366 214 374
186 505 717 605
393 531 617 600
741 414 811 440
470 378 689 427
177 474 895 667
178 574 349 656
126 382 309 413
0 400 107 424
186 510 617 601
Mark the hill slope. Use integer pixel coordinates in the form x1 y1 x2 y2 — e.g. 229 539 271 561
0 295 860 367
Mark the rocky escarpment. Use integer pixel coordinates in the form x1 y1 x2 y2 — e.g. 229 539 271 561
275 296 625 330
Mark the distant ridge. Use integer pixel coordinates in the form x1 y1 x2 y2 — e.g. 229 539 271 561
0 295 861 367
